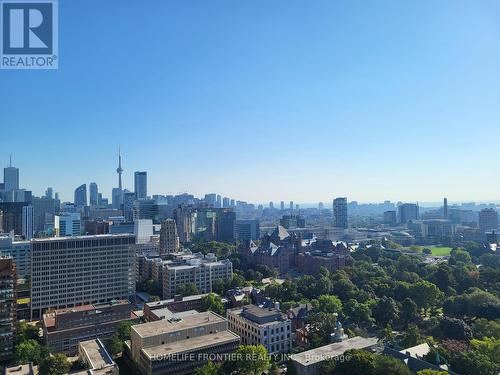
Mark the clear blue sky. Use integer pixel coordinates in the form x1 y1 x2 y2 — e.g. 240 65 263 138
1 0 499 204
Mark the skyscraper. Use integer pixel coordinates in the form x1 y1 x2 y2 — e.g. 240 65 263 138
159 219 180 255
479 208 498 233
280 201 285 210
204 193 217 206
0 257 16 362
3 157 19 192
116 148 123 190
22 205 34 240
443 197 448 219
89 182 98 206
134 171 147 200
0 202 28 235
216 209 236 243
333 197 348 228
398 203 419 224
74 184 87 208
45 187 53 199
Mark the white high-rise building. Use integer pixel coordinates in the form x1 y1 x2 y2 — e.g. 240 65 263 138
30 234 136 320
54 212 81 237
134 219 153 244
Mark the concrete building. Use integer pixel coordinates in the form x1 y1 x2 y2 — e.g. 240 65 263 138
143 294 222 322
227 304 292 355
0 236 30 278
129 311 240 375
333 197 348 229
30 234 136 320
74 184 87 208
54 212 81 237
398 203 419 224
290 336 378 375
135 219 154 244
159 219 179 256
42 299 135 355
383 210 397 226
479 208 498 233
77 339 118 375
162 253 233 299
0 257 16 362
134 171 148 200
234 219 260 242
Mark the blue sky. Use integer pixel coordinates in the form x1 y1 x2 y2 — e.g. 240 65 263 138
1 0 499 203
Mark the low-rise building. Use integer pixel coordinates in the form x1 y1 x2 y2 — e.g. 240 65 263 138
129 311 240 375
77 339 119 375
144 294 224 322
227 304 292 355
290 336 378 375
42 299 136 355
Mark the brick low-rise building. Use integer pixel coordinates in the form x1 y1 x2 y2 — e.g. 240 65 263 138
42 299 136 355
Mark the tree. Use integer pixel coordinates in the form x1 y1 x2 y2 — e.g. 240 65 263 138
15 339 45 364
39 353 71 375
269 362 280 375
417 370 448 375
316 295 342 314
378 325 394 343
409 281 443 313
473 319 500 339
16 321 39 344
470 337 500 365
372 297 399 327
449 350 497 375
177 282 199 297
440 316 473 341
116 320 134 340
201 293 225 316
234 345 270 375
345 299 373 326
401 324 422 348
373 355 412 375
318 358 336 374
194 361 221 375
308 312 338 347
334 349 375 375
106 335 124 356
400 298 419 327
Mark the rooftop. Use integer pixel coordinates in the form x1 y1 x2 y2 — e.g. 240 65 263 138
79 339 114 369
291 336 378 366
31 233 134 242
132 311 225 338
142 331 240 359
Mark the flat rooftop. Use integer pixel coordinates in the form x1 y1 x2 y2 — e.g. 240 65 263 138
31 234 134 242
142 331 240 359
241 304 281 318
79 339 114 369
291 337 378 366
132 311 225 338
145 293 211 307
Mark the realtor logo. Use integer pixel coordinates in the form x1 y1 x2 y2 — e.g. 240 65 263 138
1 0 58 69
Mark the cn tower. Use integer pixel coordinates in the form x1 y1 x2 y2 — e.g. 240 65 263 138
117 147 123 189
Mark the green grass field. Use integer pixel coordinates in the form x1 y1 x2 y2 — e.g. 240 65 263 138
428 246 453 256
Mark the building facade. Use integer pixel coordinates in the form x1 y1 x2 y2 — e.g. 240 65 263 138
30 234 136 320
227 304 292 355
159 219 179 256
333 197 348 229
0 257 16 362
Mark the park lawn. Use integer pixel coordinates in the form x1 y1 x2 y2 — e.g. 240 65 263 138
428 246 453 256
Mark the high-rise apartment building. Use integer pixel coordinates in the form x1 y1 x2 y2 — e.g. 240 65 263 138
398 203 419 224
0 257 16 362
89 183 98 206
134 219 153 244
123 191 135 221
383 210 397 226
159 219 179 256
30 234 136 319
333 197 348 229
74 184 87 208
479 208 498 233
134 171 147 200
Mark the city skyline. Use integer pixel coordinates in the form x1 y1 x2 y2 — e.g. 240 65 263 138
1 1 499 203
